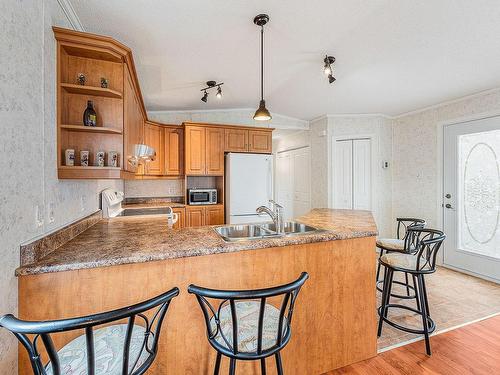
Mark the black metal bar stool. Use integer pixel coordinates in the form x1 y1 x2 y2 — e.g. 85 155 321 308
377 228 445 355
376 218 426 299
188 272 309 375
0 287 179 375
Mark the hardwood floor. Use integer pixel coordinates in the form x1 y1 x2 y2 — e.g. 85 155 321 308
328 315 500 374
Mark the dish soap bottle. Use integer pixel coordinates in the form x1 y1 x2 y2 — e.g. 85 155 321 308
83 100 97 127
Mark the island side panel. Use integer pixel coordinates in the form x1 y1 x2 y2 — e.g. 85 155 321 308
19 237 377 374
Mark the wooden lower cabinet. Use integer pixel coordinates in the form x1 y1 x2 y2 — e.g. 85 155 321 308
186 206 205 227
205 205 224 225
186 205 224 227
172 207 185 229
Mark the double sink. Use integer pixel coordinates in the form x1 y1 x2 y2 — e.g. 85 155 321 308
214 221 322 242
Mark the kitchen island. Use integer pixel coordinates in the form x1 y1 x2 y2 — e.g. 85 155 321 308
17 209 378 374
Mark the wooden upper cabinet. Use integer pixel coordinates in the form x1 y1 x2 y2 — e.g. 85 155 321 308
205 127 225 175
248 130 272 153
184 126 206 175
123 67 145 173
164 128 183 176
144 122 164 175
186 206 205 227
224 128 248 152
205 205 225 225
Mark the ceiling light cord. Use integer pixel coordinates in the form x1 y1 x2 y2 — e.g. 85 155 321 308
260 25 264 101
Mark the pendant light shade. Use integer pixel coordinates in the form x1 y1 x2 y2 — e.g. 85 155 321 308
253 14 271 121
254 100 272 121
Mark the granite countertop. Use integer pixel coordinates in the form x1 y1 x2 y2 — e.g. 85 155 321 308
16 209 377 276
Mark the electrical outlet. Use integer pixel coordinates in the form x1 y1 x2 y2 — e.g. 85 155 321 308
35 205 44 227
48 202 55 223
80 195 86 212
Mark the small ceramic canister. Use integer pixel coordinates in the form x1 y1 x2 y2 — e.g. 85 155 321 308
95 151 105 167
80 150 89 167
65 149 75 166
107 151 119 167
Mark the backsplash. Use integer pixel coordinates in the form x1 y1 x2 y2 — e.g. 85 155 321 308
124 179 184 198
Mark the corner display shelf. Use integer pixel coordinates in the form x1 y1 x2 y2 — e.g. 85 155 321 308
60 124 122 134
60 83 123 99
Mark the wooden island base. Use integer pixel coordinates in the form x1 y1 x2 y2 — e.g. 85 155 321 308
19 237 376 374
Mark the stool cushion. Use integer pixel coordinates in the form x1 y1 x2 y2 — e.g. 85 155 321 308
376 238 405 251
209 300 287 353
45 324 149 375
381 252 431 271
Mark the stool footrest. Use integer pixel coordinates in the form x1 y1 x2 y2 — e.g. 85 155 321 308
376 279 417 300
378 304 435 335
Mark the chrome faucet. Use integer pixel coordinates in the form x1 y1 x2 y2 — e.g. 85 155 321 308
256 200 285 234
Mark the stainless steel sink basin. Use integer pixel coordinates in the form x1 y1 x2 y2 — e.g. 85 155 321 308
260 221 320 235
214 221 322 242
214 224 280 242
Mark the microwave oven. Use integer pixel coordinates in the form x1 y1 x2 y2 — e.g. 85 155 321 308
188 188 218 205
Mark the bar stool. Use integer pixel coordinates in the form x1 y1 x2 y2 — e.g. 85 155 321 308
377 228 445 355
376 218 426 298
0 287 179 375
188 272 309 375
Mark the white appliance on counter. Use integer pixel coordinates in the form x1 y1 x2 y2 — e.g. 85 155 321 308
101 188 125 218
225 153 273 224
101 188 178 226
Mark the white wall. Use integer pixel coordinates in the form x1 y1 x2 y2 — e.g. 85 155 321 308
0 2 122 372
392 89 500 232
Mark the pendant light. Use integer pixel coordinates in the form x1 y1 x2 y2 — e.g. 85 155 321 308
253 14 272 121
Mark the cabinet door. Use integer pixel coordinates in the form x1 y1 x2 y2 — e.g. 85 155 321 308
186 206 205 227
205 127 225 175
172 207 185 229
123 67 145 173
144 123 164 175
224 128 248 152
184 126 206 175
205 205 225 225
248 130 272 154
164 128 183 175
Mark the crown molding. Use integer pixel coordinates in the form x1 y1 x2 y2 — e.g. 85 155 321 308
392 87 500 119
57 0 85 31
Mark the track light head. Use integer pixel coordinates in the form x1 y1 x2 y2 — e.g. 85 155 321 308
201 90 208 102
216 86 222 99
328 74 336 84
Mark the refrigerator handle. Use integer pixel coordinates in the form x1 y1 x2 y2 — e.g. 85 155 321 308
267 157 273 202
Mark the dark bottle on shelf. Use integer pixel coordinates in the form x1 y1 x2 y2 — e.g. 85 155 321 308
83 100 97 127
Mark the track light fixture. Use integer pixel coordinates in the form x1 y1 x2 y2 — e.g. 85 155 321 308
200 81 223 102
323 55 336 84
201 90 208 102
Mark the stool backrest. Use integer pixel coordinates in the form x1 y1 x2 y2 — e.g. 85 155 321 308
0 287 179 375
188 272 308 358
407 228 446 272
396 218 426 241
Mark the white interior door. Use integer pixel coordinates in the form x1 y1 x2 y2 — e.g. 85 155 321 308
353 139 372 210
275 147 311 220
292 147 311 217
334 140 353 209
443 116 500 282
333 138 371 210
276 151 293 220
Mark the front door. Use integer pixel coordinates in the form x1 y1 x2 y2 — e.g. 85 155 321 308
443 116 500 282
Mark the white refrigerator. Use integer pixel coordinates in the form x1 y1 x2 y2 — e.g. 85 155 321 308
225 153 274 224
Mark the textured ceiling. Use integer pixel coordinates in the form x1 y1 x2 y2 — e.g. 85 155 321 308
70 0 500 120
